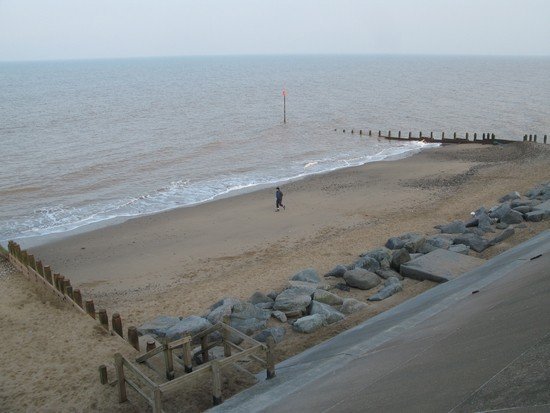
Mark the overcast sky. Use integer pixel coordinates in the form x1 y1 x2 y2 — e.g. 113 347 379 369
1 0 549 61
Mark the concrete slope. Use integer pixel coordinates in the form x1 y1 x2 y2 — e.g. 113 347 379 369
210 230 550 412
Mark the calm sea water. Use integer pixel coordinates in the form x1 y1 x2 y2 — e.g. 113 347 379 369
1 55 549 244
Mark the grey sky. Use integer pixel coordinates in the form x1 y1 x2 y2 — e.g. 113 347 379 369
1 0 549 61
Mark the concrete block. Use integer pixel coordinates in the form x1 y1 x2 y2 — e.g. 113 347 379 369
400 248 485 283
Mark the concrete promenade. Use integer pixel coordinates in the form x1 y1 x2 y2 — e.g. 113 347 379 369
211 230 550 412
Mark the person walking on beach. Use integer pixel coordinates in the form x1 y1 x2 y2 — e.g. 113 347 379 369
275 187 285 211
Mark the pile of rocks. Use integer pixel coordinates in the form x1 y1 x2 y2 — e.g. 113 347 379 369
138 182 550 347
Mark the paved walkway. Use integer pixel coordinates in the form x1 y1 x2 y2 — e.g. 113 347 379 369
211 230 550 412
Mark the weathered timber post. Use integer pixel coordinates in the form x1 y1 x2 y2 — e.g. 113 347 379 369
408 132 412 139
474 133 477 141
57 275 65 292
453 132 457 139
359 129 362 135
492 133 495 140
85 299 96 319
128 326 139 351
442 132 445 140
44 266 52 284
534 134 537 142
266 336 276 379
351 129 354 134
342 129 345 133
466 132 469 140
378 130 381 137
153 388 163 413
388 130 391 138
483 133 486 140
36 260 44 277
65 286 73 300
529 134 532 141
163 343 175 380
21 250 28 265
430 131 433 139
211 360 223 406
183 336 193 373
164 343 175 380
112 313 123 338
114 353 128 403
222 316 232 357
146 340 156 352
524 134 528 141
62 279 71 295
99 364 108 385
28 254 36 271
53 274 60 290
201 335 209 363
419 131 422 139
545 135 547 144
73 289 83 307
98 309 109 330
368 130 372 136
398 131 401 138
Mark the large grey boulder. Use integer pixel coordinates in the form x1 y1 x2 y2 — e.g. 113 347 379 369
402 233 426 253
489 203 511 221
368 277 403 302
499 191 521 203
271 311 287 323
419 236 453 254
533 199 550 214
343 268 381 290
436 220 467 234
449 244 470 255
385 237 405 250
249 292 274 305
525 210 549 222
452 233 489 253
309 301 345 324
513 205 531 214
137 316 181 337
292 314 326 334
209 297 241 311
166 316 213 341
477 212 495 232
352 255 381 272
400 248 485 283
253 327 286 344
488 227 515 246
313 289 343 306
273 287 313 315
391 248 411 271
291 268 321 284
206 303 234 324
230 302 271 335
340 298 368 315
500 209 524 225
324 265 347 278
375 268 403 280
361 247 392 269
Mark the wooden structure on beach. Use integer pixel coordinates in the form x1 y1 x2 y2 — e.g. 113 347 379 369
338 129 548 145
114 319 276 412
5 241 134 346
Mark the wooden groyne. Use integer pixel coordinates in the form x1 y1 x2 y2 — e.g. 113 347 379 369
5 241 137 349
336 129 548 145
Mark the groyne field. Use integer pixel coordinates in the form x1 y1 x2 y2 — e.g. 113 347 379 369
1 142 549 412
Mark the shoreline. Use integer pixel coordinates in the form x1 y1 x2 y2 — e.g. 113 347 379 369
11 143 431 249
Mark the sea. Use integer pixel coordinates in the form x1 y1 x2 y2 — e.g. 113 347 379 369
1 55 549 245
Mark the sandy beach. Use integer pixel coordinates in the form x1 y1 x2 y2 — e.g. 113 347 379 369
1 142 549 412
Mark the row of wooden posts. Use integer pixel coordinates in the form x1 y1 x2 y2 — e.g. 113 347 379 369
337 128 548 144
6 240 142 351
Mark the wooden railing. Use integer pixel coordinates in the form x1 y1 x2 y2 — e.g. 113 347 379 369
115 320 276 412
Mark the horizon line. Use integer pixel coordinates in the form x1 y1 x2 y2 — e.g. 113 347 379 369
1 51 550 64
